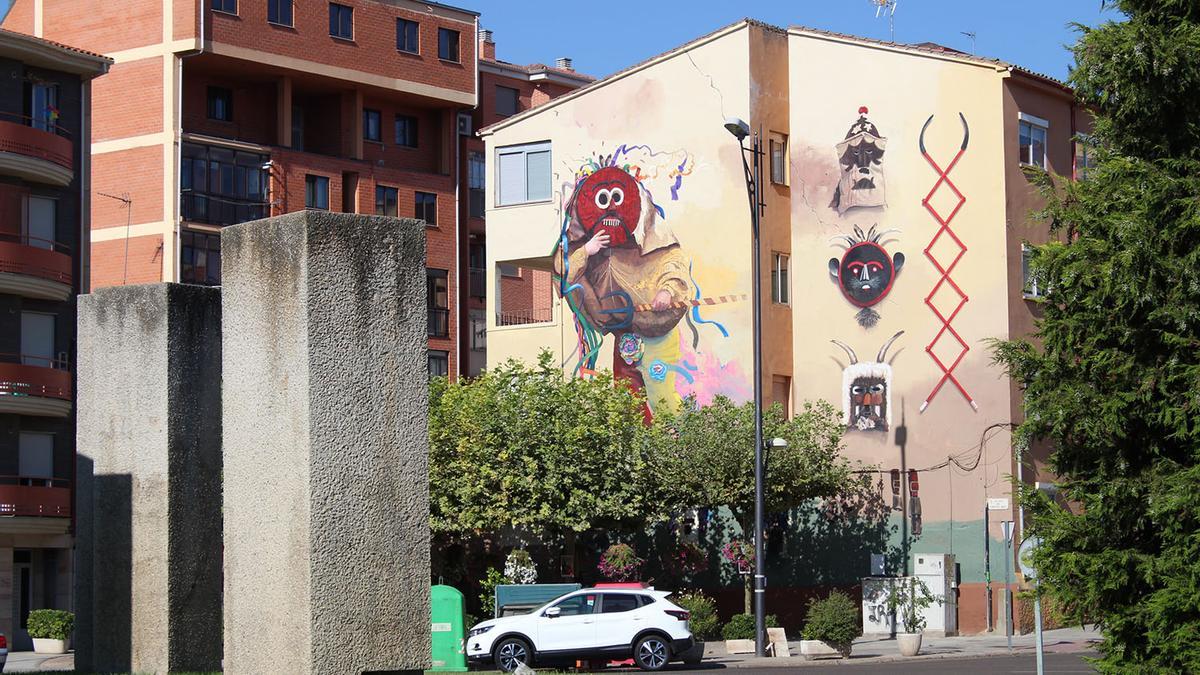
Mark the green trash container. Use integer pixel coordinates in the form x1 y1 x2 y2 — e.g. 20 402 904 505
430 584 468 672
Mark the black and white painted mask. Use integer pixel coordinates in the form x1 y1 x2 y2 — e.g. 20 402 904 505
830 106 888 215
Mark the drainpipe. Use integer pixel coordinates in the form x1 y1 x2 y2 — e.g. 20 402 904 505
453 110 462 377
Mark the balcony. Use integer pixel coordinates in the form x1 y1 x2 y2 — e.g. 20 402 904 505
428 308 450 338
496 308 554 327
469 267 486 299
0 477 71 535
0 115 73 186
0 233 73 301
0 354 72 418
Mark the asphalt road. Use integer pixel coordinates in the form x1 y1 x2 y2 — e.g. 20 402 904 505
658 651 1096 674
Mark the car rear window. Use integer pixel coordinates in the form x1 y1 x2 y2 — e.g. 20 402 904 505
637 594 655 606
601 594 640 613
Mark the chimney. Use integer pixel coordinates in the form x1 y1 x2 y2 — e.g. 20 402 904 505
478 29 496 61
555 57 574 72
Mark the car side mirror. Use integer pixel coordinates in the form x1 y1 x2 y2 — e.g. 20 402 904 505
545 607 561 618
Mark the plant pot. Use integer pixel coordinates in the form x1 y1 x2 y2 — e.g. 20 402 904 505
800 639 845 660
32 637 68 654
897 632 922 657
680 640 705 665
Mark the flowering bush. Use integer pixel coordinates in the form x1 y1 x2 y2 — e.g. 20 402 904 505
664 541 709 579
722 539 755 573
598 543 644 582
504 548 537 585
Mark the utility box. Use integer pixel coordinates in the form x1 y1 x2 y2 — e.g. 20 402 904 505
431 585 468 672
913 553 958 636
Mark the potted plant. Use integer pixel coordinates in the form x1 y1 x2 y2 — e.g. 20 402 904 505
672 591 718 664
27 609 74 654
597 543 643 582
801 590 860 659
885 577 939 656
721 612 779 654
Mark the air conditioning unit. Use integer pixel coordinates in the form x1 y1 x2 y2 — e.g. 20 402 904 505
457 113 473 136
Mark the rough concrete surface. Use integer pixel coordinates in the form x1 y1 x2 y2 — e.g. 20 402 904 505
76 284 223 674
222 211 430 675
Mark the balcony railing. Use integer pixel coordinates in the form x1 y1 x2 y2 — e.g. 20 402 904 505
0 232 73 293
181 192 269 227
469 267 486 299
496 308 554 327
0 114 73 173
428 308 450 338
0 476 70 518
0 352 71 400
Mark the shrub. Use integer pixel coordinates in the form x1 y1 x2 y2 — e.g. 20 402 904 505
598 543 643 582
27 609 74 641
478 567 510 619
721 612 779 641
673 591 719 641
803 591 860 657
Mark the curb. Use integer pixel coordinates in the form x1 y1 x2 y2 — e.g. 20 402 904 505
711 643 1093 669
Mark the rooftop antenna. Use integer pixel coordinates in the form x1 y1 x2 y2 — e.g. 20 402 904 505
871 0 899 43
961 31 977 55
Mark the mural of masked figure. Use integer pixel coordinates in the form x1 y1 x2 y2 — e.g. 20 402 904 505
556 165 690 419
831 331 903 432
830 106 888 215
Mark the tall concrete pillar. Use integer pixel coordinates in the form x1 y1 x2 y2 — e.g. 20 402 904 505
76 284 223 673
221 212 430 675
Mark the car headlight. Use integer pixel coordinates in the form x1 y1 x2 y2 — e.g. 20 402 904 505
468 625 494 638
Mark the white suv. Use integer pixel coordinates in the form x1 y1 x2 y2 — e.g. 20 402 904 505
467 588 694 672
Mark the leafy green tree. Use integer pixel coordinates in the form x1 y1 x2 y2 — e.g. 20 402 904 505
991 2 1200 670
647 397 855 612
429 352 664 536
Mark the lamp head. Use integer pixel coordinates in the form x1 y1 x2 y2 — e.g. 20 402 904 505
769 437 788 448
724 117 750 141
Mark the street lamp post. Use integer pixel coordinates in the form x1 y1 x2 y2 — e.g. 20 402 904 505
724 117 768 658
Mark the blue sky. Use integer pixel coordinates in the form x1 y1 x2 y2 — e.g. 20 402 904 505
0 0 1115 82
458 0 1116 82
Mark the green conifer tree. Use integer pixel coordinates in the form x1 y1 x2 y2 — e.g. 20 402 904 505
992 2 1200 671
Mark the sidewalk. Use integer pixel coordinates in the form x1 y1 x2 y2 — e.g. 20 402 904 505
2 651 74 673
704 625 1101 669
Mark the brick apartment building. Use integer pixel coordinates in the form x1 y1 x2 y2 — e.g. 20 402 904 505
0 27 109 647
6 1 591 379
458 29 591 374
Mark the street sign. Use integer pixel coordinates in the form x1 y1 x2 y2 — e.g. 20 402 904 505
987 497 1009 511
1001 520 1013 542
1019 536 1041 579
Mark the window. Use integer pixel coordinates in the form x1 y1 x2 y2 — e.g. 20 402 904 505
438 27 460 61
772 375 792 417
396 18 419 53
770 133 787 185
180 142 269 226
211 0 237 13
498 263 520 277
329 3 353 40
496 142 551 206
375 186 398 217
18 432 54 483
181 231 222 286
427 269 449 337
25 196 55 250
428 350 449 377
20 312 54 367
363 109 381 142
600 594 639 614
1018 113 1048 168
771 253 790 304
496 86 519 117
1021 244 1042 299
27 82 59 133
395 115 418 148
305 175 329 210
207 86 232 122
550 594 596 617
415 191 437 226
1074 134 1095 181
267 0 292 25
468 151 485 218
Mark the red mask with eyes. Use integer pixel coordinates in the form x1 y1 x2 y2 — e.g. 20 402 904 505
572 166 642 248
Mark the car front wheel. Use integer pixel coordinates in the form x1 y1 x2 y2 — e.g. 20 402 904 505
493 636 533 673
634 634 671 671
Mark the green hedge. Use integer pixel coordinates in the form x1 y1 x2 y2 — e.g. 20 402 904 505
802 591 860 656
673 591 719 641
721 612 779 641
27 609 74 641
